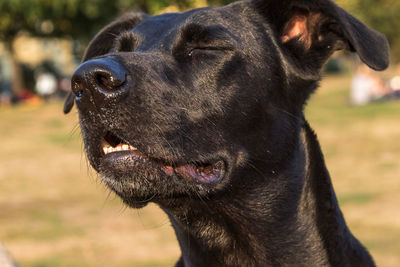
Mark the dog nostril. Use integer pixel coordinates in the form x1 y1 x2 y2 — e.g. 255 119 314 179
94 70 126 91
96 73 110 88
71 58 129 102
95 72 120 90
97 74 108 87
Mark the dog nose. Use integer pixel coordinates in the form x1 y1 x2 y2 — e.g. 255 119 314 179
71 58 129 106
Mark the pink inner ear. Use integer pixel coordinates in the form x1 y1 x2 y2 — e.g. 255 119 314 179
281 14 312 48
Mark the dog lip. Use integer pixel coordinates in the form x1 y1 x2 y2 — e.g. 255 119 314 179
102 149 147 163
99 132 226 184
175 160 226 184
99 133 175 176
101 149 226 184
100 141 226 184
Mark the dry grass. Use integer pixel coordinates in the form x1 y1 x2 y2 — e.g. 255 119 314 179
0 74 399 266
306 75 400 266
0 102 179 266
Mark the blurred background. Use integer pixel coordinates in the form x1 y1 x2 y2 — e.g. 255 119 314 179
0 0 399 266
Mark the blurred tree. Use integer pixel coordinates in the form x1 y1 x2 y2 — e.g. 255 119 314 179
1 0 397 95
0 0 238 95
0 0 238 97
0 0 119 95
126 0 400 60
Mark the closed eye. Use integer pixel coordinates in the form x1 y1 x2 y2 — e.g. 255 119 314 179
188 46 234 56
172 23 237 60
191 46 234 51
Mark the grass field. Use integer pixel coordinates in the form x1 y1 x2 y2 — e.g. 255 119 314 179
0 74 399 266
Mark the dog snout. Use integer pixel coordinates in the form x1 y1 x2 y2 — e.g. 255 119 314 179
71 58 129 107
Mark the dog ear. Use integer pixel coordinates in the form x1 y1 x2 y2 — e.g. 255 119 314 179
252 0 389 73
64 12 148 114
82 12 148 62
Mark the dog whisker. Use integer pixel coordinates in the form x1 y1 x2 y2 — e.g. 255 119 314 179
246 161 267 178
153 124 177 163
270 105 301 120
194 190 210 207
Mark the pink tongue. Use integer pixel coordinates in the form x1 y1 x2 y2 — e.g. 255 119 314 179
175 164 221 184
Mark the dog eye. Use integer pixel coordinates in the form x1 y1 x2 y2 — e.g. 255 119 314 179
188 46 233 56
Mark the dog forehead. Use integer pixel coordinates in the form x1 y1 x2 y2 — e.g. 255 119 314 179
131 5 249 48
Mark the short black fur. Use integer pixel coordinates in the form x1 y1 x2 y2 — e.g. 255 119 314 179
65 0 389 266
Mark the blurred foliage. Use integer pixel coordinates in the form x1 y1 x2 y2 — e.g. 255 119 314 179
0 0 236 94
0 0 398 49
0 0 236 43
0 0 119 43
0 0 121 93
0 0 398 94
0 0 397 58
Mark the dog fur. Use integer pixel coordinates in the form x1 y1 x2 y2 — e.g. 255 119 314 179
65 0 389 266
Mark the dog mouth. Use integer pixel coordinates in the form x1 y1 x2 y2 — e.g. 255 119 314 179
100 131 226 184
102 132 140 156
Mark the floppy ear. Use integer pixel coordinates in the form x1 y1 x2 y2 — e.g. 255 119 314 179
82 12 148 62
252 0 390 73
64 12 148 114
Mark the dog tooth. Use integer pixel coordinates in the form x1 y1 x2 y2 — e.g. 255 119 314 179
101 138 110 147
103 144 138 154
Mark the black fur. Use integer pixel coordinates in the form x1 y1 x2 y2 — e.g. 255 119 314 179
65 0 389 266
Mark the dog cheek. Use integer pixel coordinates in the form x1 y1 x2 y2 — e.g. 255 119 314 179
79 128 100 169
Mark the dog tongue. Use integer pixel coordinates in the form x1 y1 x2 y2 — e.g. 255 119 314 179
174 161 224 184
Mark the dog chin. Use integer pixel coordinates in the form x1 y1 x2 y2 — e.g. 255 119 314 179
97 153 232 208
99 172 154 208
123 201 148 209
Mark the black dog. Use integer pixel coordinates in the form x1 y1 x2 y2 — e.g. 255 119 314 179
64 0 389 266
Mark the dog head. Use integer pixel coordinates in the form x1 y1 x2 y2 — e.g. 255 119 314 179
65 0 389 208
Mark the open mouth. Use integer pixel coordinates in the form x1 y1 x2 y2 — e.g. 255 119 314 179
100 132 226 184
102 132 139 154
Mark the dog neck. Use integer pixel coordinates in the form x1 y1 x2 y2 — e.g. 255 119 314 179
158 122 374 267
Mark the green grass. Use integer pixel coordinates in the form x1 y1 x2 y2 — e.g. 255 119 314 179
338 192 376 205
0 75 399 266
306 83 400 124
